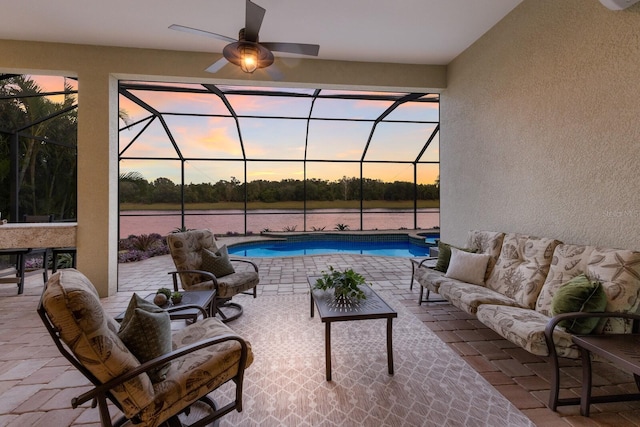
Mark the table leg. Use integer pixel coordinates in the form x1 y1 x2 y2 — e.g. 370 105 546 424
580 347 593 417
410 260 416 290
310 293 314 318
387 318 394 375
325 322 332 381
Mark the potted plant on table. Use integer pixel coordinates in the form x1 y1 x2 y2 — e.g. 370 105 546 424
313 266 371 302
171 291 183 304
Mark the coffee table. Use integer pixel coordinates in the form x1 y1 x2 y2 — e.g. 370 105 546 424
308 275 398 381
115 289 216 323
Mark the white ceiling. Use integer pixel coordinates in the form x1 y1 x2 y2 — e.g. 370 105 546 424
2 0 522 66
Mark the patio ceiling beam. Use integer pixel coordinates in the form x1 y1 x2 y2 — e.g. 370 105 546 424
118 88 184 160
360 92 426 162
0 89 77 100
118 116 156 157
203 84 247 160
415 124 440 163
12 103 77 133
118 81 438 103
0 74 20 82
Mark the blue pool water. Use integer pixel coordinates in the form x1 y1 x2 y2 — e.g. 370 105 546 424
228 239 435 257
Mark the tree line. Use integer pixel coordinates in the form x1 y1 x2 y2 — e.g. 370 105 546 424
119 173 439 204
0 76 77 221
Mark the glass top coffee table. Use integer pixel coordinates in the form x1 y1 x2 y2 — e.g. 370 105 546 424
115 289 216 323
307 275 398 381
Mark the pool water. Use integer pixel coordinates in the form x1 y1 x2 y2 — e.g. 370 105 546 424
228 239 433 257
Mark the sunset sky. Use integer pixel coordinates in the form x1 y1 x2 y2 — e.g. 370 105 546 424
31 75 440 185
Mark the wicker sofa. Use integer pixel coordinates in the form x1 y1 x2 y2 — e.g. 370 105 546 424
414 230 640 411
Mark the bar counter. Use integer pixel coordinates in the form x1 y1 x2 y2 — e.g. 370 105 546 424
0 222 77 249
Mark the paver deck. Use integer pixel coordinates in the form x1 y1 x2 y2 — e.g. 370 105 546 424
1 241 640 426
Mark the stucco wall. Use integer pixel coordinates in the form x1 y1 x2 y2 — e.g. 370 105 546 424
441 0 640 250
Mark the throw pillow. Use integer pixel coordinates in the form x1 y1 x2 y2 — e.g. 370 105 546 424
118 293 172 382
434 241 476 273
201 245 235 278
551 274 607 334
444 247 491 286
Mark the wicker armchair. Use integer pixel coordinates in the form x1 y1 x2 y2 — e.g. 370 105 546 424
38 269 253 427
167 229 259 322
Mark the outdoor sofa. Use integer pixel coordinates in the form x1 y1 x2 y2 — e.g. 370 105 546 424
413 230 640 411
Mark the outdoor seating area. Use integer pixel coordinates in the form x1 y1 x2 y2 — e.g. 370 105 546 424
2 248 640 426
38 268 252 427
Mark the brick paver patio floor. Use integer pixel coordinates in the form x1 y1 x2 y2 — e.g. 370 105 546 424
2 242 640 426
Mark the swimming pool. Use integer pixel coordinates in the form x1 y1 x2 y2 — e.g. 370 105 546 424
228 234 438 257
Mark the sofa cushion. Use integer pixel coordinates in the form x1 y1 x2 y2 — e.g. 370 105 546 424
485 233 561 309
118 294 173 382
42 269 154 418
587 247 640 334
466 230 505 281
438 281 521 315
550 275 607 334
536 244 596 316
414 265 447 294
433 241 476 273
537 245 640 334
445 248 491 286
476 304 578 358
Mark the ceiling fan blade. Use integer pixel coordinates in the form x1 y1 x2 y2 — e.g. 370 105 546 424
205 57 229 73
244 0 266 42
169 24 236 43
264 65 284 81
261 42 320 56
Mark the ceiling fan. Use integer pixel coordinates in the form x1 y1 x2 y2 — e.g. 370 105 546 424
169 0 320 74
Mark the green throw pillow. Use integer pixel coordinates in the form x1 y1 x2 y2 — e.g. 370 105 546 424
201 245 235 278
434 241 476 273
551 274 608 334
118 293 172 382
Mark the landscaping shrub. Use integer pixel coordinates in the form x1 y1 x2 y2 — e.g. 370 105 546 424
118 233 169 263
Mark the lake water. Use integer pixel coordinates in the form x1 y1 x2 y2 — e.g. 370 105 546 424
119 208 440 238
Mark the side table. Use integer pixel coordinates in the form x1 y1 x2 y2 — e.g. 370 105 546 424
115 289 216 323
571 334 640 416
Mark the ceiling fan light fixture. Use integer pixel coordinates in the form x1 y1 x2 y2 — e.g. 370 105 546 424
240 44 259 73
171 0 318 74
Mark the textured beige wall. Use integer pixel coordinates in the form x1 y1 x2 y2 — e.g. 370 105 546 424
441 0 640 250
0 39 445 296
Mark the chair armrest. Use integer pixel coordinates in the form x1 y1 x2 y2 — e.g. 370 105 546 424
229 258 259 272
168 269 220 291
415 257 438 268
166 304 209 318
72 333 250 408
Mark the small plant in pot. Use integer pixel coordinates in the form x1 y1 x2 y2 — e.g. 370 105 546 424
171 291 183 304
313 266 370 302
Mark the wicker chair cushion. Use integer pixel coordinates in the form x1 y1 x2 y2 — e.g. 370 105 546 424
42 269 154 418
137 317 254 426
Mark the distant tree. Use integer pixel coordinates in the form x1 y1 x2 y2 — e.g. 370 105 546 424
0 75 77 220
151 177 180 203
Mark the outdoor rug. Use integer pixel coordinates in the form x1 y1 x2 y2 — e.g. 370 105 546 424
202 292 533 427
